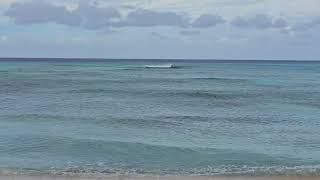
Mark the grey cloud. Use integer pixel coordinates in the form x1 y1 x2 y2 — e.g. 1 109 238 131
4 1 81 26
231 14 288 29
272 18 288 28
291 17 320 32
121 5 136 10
192 14 225 28
5 1 190 29
114 9 189 27
180 30 200 36
75 2 121 29
5 1 120 29
4 1 227 30
151 32 166 38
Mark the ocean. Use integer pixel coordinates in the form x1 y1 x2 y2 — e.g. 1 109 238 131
0 59 320 177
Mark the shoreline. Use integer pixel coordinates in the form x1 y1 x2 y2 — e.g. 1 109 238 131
1 175 320 180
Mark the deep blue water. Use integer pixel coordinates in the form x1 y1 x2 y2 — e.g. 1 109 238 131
0 59 320 176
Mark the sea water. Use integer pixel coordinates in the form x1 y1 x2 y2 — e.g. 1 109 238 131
0 59 320 176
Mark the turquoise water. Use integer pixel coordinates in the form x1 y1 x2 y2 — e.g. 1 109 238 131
0 59 320 176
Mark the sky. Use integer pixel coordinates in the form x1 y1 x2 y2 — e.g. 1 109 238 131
0 0 320 60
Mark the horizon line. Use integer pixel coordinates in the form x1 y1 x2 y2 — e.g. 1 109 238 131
1 57 320 62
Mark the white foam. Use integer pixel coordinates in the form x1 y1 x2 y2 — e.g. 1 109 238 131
145 64 176 69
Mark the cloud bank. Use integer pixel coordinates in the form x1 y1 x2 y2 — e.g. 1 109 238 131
5 0 320 36
4 0 227 30
113 9 189 27
4 1 120 29
231 14 288 29
291 17 320 32
191 14 225 28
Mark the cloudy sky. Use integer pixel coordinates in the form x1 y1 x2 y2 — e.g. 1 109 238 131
0 0 320 60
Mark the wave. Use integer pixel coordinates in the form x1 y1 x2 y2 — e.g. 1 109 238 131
1 114 210 130
66 88 247 100
68 88 123 94
53 64 75 67
105 117 180 128
3 113 295 129
2 166 320 177
190 77 248 82
165 90 237 99
2 135 316 175
145 64 178 69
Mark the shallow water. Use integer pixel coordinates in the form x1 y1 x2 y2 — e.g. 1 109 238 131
0 59 320 176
